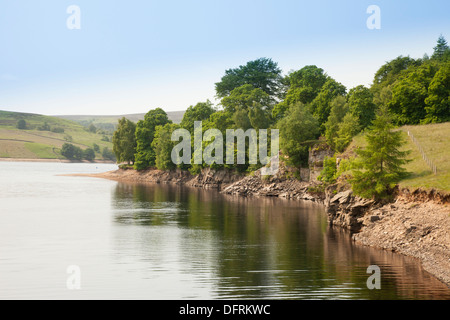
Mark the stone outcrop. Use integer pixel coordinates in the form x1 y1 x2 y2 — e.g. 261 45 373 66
324 187 377 232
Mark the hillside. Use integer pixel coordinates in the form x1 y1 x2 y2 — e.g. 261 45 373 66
0 110 114 160
54 111 185 132
346 122 450 193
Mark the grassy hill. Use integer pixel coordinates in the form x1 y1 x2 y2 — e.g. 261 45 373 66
0 110 114 160
55 111 185 132
347 122 450 192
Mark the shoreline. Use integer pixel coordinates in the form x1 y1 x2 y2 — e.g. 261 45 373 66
0 157 116 164
70 167 450 288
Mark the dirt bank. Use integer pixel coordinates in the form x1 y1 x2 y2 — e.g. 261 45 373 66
77 166 450 287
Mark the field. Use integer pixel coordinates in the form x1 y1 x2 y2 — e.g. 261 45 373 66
0 110 114 160
347 122 450 192
55 110 185 130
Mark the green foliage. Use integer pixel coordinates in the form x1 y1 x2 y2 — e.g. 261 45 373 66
432 35 450 60
93 143 100 152
389 62 438 125
61 143 83 160
423 62 450 123
334 113 361 153
180 100 215 133
373 56 421 87
113 117 137 164
51 127 64 133
347 85 376 129
102 147 116 161
221 84 273 114
88 123 97 133
350 105 410 199
277 103 320 167
309 78 346 130
37 122 50 131
83 148 95 161
273 65 328 121
318 156 337 183
152 123 180 170
134 108 171 170
16 119 27 129
215 58 283 99
324 96 349 150
284 65 328 105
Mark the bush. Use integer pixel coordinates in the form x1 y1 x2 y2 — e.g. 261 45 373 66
51 127 65 133
61 143 83 160
83 148 95 161
17 119 27 129
318 156 337 183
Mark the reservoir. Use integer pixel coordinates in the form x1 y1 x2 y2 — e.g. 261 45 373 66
0 161 449 299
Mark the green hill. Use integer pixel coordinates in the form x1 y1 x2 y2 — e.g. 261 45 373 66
54 111 185 133
0 110 114 160
347 122 450 192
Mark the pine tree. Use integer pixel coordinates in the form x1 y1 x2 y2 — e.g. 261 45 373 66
432 35 449 60
350 105 410 199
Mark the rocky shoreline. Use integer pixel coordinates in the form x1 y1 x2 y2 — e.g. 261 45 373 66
80 166 450 287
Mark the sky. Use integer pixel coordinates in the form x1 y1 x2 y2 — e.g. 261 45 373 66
0 0 449 116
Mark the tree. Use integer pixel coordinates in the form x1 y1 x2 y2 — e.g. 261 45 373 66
61 143 83 160
152 123 180 171
389 63 438 124
180 100 215 133
16 119 27 129
284 65 328 105
277 103 320 167
88 123 97 133
347 85 376 129
424 62 450 123
432 35 449 60
134 108 171 170
309 78 346 130
83 148 95 161
334 112 360 153
372 56 420 86
324 96 349 150
221 84 273 115
102 147 116 161
272 65 328 121
93 143 100 152
113 117 137 164
215 58 283 99
350 105 410 199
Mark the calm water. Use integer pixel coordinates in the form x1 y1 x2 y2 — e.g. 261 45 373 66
0 161 449 300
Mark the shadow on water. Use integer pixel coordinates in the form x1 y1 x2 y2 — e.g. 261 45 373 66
111 182 450 300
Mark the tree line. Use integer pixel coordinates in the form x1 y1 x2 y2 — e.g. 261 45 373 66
113 36 449 198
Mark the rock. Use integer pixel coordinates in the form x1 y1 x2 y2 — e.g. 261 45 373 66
330 190 353 204
370 215 381 222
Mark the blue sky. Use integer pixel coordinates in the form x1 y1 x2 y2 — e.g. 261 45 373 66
0 0 448 115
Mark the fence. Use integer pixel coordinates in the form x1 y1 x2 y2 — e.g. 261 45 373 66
407 130 437 175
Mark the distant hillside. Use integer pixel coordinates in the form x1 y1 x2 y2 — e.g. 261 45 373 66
0 110 114 160
54 111 185 132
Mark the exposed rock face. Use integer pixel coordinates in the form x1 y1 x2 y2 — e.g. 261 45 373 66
309 144 334 181
324 187 376 232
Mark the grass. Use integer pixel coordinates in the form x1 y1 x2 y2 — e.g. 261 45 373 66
0 110 113 160
343 122 450 193
398 122 450 192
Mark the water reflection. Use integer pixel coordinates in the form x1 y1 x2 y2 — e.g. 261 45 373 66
111 182 450 300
